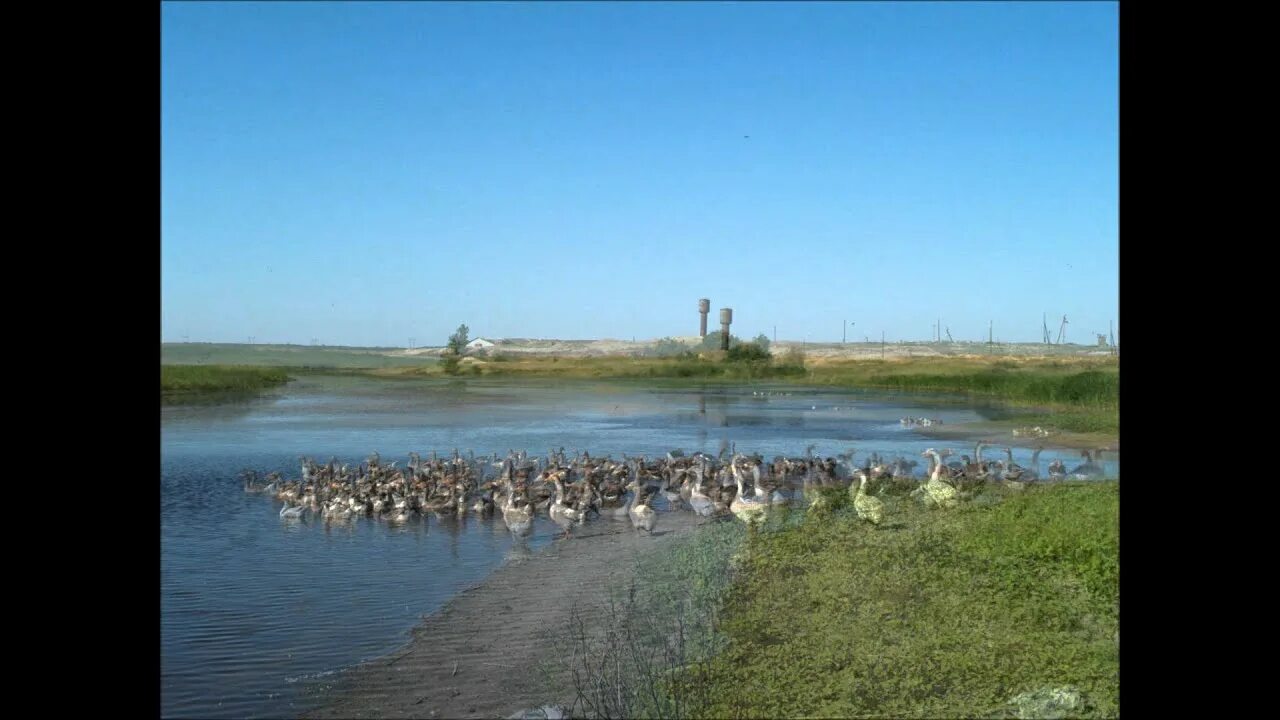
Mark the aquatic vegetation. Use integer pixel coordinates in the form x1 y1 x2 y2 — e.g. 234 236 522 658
160 365 292 401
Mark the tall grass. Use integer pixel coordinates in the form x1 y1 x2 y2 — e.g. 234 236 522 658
807 358 1118 408
160 365 292 401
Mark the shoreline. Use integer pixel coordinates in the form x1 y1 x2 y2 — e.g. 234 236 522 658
915 419 1119 452
303 511 706 719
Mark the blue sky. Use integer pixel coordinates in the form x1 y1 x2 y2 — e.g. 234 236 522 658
162 1 1118 347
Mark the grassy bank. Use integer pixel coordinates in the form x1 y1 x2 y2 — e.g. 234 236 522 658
805 357 1118 435
684 483 1118 718
378 354 1118 435
558 483 1118 718
161 342 438 369
161 365 293 402
805 356 1117 405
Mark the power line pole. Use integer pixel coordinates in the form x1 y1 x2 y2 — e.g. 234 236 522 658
1110 320 1116 356
1043 313 1051 344
881 330 885 360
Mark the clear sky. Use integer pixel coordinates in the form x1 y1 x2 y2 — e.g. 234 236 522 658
162 1 1118 347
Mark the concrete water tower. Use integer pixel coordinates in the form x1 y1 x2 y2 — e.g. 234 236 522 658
719 307 733 350
698 298 710 337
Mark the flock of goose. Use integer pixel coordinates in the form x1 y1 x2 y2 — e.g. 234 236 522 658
242 444 1110 535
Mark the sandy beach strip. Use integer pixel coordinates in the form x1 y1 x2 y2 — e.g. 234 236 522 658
304 510 706 719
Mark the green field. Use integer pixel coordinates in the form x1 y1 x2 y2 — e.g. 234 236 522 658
572 482 1119 719
162 343 438 369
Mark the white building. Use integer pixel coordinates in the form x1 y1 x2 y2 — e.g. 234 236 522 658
466 338 496 351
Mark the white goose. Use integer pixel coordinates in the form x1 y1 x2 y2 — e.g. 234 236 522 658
628 480 657 534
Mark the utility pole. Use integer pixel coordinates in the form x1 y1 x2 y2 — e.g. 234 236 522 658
945 327 953 343
773 325 776 343
1057 315 1069 345
409 337 416 349
881 330 885 360
1110 320 1116 356
1043 313 1051 345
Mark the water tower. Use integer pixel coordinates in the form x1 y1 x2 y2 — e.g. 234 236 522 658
720 307 733 350
698 298 710 337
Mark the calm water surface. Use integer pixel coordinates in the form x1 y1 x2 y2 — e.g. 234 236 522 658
160 375 1118 718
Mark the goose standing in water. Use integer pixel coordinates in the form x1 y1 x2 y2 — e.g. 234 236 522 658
549 472 584 539
1000 448 1028 490
1048 457 1068 482
1068 449 1106 480
850 469 884 525
279 502 306 520
499 462 534 538
1023 447 1044 482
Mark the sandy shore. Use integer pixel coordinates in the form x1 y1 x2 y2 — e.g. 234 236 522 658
304 511 706 720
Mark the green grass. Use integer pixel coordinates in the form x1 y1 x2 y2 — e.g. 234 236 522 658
161 365 293 401
805 357 1119 435
1005 408 1118 435
161 343 438 369
805 358 1117 406
680 483 1119 718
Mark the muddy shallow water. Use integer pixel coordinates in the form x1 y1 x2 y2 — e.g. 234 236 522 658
160 375 1117 719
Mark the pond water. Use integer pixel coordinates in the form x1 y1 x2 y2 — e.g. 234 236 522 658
160 375 1118 718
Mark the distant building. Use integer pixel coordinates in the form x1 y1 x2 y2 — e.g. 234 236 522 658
1096 334 1108 347
466 338 496 351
